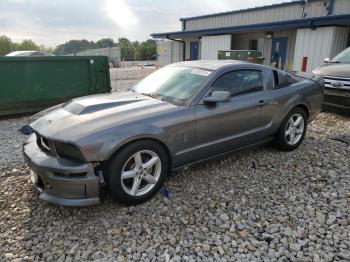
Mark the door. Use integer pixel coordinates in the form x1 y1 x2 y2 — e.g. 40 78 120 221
271 37 288 70
190 42 199 60
192 69 271 159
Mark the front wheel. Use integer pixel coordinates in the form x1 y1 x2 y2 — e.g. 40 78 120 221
274 107 307 151
105 140 169 205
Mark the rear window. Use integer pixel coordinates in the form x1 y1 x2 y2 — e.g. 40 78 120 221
273 70 297 88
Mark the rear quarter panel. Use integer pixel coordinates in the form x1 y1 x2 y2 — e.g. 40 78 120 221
264 78 323 136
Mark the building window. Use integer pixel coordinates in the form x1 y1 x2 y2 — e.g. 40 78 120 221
249 39 264 53
249 39 258 50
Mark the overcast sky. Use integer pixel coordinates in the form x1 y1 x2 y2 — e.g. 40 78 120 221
0 0 291 47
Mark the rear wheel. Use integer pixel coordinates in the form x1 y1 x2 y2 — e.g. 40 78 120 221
106 140 169 205
274 107 307 151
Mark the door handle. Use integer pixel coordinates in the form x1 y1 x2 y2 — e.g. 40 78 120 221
258 100 269 107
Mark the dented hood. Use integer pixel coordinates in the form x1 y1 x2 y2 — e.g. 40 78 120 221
30 91 179 141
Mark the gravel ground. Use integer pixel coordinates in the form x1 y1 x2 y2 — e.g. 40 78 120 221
0 71 349 261
110 67 156 93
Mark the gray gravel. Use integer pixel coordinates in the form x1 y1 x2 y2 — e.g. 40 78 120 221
0 70 349 261
110 67 156 93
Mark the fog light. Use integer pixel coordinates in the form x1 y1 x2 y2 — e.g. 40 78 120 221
30 170 39 184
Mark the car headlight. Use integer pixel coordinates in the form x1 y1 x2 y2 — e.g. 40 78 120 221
55 142 85 162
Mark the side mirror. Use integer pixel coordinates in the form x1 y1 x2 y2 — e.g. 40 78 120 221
203 91 231 104
324 57 331 63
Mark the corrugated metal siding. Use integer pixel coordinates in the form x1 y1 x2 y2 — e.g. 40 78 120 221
293 26 349 72
157 40 183 67
73 47 121 64
330 26 349 58
333 0 350 15
201 35 231 60
184 1 328 31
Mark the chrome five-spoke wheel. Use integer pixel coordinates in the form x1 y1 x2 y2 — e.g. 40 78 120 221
121 150 161 197
106 140 168 205
285 113 305 145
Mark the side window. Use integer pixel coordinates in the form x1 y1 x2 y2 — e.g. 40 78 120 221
212 70 264 97
273 70 297 88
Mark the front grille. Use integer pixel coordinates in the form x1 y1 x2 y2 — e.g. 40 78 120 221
324 95 350 107
324 75 350 90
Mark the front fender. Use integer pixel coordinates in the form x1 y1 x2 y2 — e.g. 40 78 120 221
79 124 170 162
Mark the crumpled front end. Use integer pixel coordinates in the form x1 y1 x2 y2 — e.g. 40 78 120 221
23 134 100 206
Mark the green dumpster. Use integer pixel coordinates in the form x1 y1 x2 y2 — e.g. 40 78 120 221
218 50 265 64
0 56 111 116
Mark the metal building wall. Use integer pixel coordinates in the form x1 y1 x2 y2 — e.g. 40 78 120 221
201 35 232 60
330 26 350 58
184 1 328 31
183 37 201 60
156 40 183 67
74 47 121 66
333 0 350 15
293 26 349 72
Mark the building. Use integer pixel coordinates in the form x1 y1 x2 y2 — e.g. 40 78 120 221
151 0 350 72
70 47 121 67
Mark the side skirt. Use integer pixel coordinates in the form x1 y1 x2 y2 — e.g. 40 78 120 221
172 137 274 172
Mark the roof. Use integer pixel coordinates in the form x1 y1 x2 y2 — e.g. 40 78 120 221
6 51 53 57
151 14 350 39
169 60 247 71
6 51 37 56
179 0 317 21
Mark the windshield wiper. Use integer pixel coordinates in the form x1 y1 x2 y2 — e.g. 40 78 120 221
141 92 164 101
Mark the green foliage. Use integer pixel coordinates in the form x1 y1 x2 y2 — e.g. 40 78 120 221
0 35 156 60
0 35 12 56
0 36 41 56
18 39 40 51
135 39 156 61
117 38 156 61
54 39 95 55
117 38 136 61
96 38 115 48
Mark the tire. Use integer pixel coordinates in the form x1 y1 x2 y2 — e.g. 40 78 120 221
105 140 169 205
274 107 308 151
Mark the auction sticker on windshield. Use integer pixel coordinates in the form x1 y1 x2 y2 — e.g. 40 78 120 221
191 69 211 76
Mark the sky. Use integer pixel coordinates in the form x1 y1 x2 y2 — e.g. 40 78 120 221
0 0 291 47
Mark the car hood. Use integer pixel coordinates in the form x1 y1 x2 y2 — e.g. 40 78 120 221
315 63 350 78
30 91 179 142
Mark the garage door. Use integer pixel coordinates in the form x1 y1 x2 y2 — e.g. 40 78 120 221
201 35 232 60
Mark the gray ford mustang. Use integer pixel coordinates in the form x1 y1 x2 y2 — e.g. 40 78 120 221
23 60 324 206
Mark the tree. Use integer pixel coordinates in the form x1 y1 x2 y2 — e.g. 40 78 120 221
117 38 136 61
96 38 115 48
18 39 40 51
54 39 95 55
0 35 13 56
135 39 156 61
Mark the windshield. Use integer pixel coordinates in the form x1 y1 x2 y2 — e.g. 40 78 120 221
132 66 211 105
332 47 350 63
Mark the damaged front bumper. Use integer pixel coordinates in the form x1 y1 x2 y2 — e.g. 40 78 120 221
23 134 100 206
